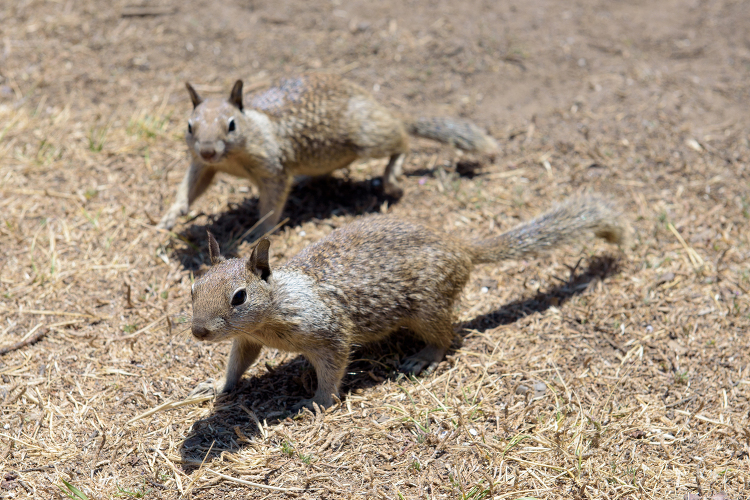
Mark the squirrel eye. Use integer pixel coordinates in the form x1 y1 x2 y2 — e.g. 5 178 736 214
230 288 247 307
187 121 193 134
227 117 236 132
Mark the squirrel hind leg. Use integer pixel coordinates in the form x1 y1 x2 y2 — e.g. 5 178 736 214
400 315 454 375
400 344 447 376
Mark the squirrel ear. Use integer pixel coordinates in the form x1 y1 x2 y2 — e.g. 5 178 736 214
247 238 271 281
229 80 243 111
186 82 202 109
206 231 225 265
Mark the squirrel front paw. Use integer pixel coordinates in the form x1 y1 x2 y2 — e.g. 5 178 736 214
157 202 190 230
188 378 222 398
291 393 338 413
291 398 318 412
157 212 178 230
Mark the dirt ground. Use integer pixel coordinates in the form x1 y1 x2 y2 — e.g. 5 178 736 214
1 0 750 498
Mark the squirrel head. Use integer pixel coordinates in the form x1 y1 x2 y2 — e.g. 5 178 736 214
191 231 273 342
184 80 246 165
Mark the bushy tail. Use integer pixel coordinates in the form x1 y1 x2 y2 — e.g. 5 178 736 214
470 195 628 264
407 117 498 154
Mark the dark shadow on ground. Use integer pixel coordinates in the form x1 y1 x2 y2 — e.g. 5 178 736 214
405 159 487 179
177 334 424 467
170 175 395 270
178 254 620 467
460 255 620 332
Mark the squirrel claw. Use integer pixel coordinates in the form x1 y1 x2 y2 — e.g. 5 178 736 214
188 378 220 398
399 357 433 376
292 398 318 413
292 395 335 413
400 345 446 376
157 215 176 231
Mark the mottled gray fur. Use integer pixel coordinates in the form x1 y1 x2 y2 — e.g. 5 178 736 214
158 73 498 233
189 194 627 410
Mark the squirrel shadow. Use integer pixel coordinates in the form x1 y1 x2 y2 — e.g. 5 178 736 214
460 254 620 332
177 254 619 467
406 159 484 179
169 156 493 271
170 175 395 270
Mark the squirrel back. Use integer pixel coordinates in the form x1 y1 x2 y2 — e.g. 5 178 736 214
185 74 499 176
247 74 497 156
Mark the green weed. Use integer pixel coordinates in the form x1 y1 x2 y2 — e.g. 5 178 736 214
115 480 152 498
280 441 295 457
59 479 89 500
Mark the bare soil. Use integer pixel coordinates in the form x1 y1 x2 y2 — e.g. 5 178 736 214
1 0 750 498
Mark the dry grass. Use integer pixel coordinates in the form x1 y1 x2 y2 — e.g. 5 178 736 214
2 0 750 498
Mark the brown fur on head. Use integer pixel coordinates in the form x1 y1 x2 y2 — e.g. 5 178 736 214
191 237 274 342
184 81 249 165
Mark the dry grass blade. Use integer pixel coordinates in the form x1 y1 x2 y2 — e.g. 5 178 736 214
224 210 275 252
114 316 165 340
667 222 705 268
1 188 81 201
0 320 81 355
17 309 104 320
182 440 215 496
247 217 290 247
205 468 305 492
126 395 215 425
0 327 46 355
121 6 176 17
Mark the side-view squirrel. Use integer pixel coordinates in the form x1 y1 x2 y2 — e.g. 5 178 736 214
189 194 628 410
157 73 498 232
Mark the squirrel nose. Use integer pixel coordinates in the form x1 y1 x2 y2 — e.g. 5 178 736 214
192 323 210 340
200 148 216 160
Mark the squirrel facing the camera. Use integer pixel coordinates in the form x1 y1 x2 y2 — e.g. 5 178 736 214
158 73 498 233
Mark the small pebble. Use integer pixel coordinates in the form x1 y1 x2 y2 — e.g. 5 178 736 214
469 428 478 436
299 231 306 237
516 381 547 399
533 381 546 397
3 423 10 430
515 384 530 395
480 287 489 294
